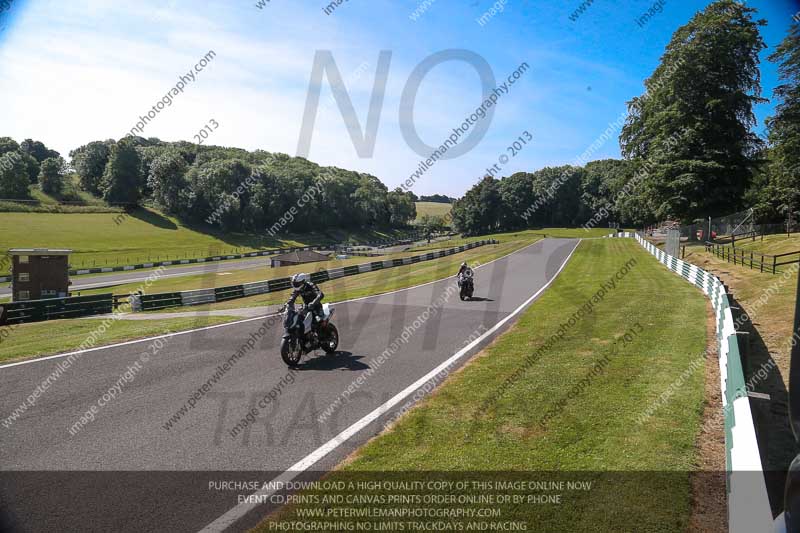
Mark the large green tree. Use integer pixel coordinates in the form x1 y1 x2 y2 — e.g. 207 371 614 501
620 0 766 222
38 157 66 196
765 22 800 223
0 152 31 199
71 141 112 195
101 140 142 204
0 137 19 157
147 150 188 214
20 139 59 163
451 176 502 235
387 189 417 226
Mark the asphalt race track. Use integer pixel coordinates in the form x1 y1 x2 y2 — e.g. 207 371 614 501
0 238 579 533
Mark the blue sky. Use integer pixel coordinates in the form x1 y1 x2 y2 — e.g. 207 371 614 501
0 0 797 197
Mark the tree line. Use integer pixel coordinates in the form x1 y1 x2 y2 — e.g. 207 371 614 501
0 136 417 232
452 1 799 235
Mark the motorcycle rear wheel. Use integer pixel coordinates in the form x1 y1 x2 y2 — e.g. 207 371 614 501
321 324 339 354
280 338 303 367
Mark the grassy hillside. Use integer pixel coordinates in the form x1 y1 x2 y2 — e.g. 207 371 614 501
0 209 418 274
415 201 452 220
257 238 712 532
730 233 800 255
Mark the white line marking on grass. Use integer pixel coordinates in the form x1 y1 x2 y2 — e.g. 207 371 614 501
198 239 581 532
0 238 559 370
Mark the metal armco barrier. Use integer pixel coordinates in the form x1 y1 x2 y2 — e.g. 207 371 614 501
631 233 771 532
138 240 498 312
0 293 113 325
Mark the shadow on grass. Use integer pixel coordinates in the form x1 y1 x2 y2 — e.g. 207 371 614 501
730 292 797 516
127 207 178 230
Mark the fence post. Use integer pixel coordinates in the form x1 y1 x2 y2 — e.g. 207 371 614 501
774 256 778 274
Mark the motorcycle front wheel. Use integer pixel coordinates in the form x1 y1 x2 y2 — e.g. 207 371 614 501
280 337 303 367
321 324 339 354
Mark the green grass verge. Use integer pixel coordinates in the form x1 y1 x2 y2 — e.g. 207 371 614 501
0 315 238 364
256 238 709 532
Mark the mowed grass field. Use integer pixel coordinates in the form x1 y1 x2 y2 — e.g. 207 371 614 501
0 210 419 274
415 201 452 220
257 238 711 532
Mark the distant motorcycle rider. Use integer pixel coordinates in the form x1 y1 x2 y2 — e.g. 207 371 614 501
287 273 325 325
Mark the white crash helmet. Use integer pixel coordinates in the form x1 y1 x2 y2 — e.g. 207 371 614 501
291 272 309 288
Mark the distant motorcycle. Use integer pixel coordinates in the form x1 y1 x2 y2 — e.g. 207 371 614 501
279 303 339 367
458 269 474 301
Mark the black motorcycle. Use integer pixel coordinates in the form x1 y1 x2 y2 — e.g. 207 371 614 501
458 270 474 301
280 303 339 367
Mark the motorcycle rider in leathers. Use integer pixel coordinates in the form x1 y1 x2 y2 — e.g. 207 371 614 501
286 273 325 328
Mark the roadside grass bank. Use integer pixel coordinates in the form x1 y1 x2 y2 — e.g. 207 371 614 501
0 316 238 364
0 210 418 274
255 238 711 532
727 233 800 256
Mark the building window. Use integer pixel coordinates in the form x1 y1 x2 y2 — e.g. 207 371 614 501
41 289 56 297
19 255 29 263
17 290 30 300
17 272 29 282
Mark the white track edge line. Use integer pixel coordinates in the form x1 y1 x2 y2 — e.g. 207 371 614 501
0 238 559 370
198 238 582 532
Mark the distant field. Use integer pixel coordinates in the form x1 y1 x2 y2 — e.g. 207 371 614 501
415 201 452 220
0 209 418 274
